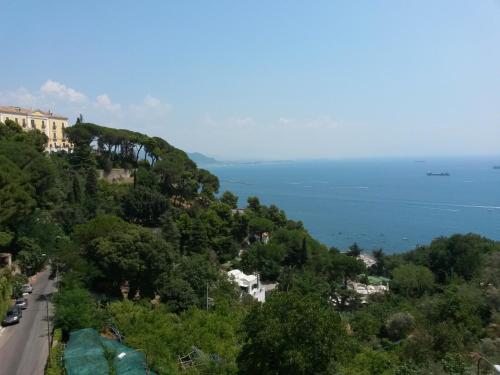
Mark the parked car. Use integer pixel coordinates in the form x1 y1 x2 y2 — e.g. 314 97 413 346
22 284 33 294
2 306 22 326
15 297 28 310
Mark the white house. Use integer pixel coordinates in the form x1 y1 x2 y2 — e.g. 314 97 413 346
227 269 266 302
348 281 389 303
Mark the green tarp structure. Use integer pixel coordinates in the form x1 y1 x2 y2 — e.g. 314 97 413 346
64 329 109 375
64 328 155 375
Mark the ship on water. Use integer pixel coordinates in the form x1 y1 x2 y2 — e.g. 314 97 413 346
493 166 500 169
426 172 450 176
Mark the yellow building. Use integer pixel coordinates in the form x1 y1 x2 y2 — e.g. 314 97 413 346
0 105 72 152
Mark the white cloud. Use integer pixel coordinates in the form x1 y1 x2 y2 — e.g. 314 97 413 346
1 81 173 134
130 94 172 117
3 87 40 107
40 80 87 103
95 94 121 113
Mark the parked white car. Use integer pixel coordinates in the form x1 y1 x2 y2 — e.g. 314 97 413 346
21 284 33 295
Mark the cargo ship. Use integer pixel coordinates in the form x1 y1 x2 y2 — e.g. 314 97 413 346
426 172 450 176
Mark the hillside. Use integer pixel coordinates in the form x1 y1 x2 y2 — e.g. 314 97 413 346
1 118 499 374
188 152 222 166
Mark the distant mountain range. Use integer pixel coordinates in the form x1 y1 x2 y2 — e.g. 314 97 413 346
188 152 222 166
188 152 294 167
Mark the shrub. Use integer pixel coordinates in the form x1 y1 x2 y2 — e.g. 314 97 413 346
385 312 415 341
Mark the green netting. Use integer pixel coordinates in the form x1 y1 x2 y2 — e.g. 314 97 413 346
102 338 153 375
63 328 155 375
64 328 109 375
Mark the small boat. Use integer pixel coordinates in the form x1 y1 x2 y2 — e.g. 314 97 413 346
426 172 450 176
493 166 500 170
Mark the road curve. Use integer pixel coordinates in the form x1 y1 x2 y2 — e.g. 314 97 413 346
0 269 55 375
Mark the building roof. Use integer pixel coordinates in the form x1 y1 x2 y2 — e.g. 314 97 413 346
228 269 257 287
0 105 68 120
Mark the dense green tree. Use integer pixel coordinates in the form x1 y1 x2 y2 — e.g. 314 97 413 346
341 348 397 375
134 166 159 189
231 210 249 242
187 216 209 253
0 119 23 139
122 185 169 226
370 248 388 276
1 119 47 152
16 237 46 276
84 167 98 197
0 155 36 228
0 230 13 248
247 196 261 212
70 173 83 204
197 168 219 196
17 214 64 255
347 242 362 257
220 191 238 209
391 264 434 297
73 214 126 244
10 274 28 299
327 252 366 286
156 274 198 313
282 270 331 298
350 310 382 341
440 353 467 375
248 217 274 242
54 285 100 337
74 216 176 295
427 234 490 283
178 253 218 301
212 236 239 262
264 204 287 228
240 243 286 281
290 236 308 267
160 212 181 250
238 292 347 375
385 312 415 341
70 143 94 170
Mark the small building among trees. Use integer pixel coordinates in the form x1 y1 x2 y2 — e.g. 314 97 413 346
228 269 266 302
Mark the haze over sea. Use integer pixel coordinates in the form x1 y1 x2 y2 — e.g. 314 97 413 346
208 157 500 254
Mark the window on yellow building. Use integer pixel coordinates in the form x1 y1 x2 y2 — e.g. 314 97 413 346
15 118 18 123
22 119 26 128
31 119 35 128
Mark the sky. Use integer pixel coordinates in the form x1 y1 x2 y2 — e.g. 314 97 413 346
1 0 499 160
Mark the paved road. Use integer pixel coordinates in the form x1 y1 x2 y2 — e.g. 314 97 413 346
0 269 56 375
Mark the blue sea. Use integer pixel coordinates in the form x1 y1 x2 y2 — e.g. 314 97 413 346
207 157 500 254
